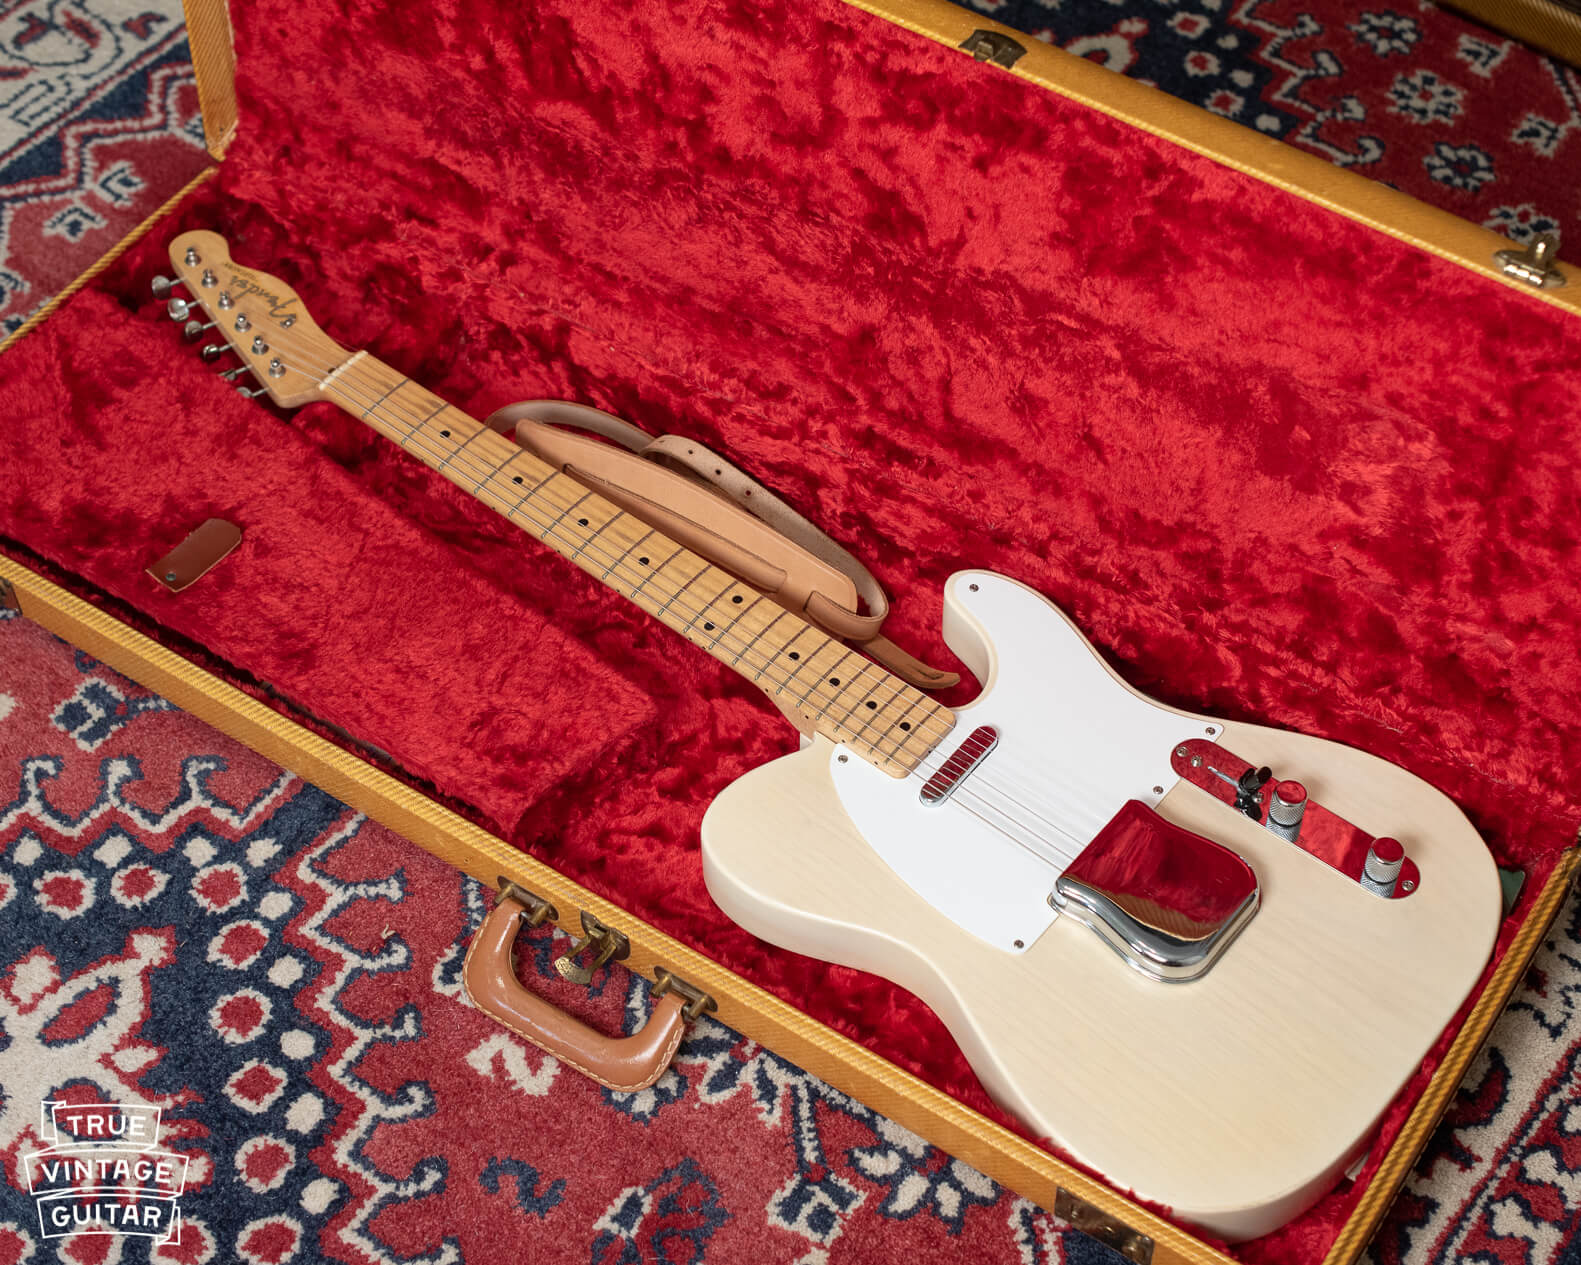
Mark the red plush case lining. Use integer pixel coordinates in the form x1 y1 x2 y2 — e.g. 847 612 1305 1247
6 0 1581 1258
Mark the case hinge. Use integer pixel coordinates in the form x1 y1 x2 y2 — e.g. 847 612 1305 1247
1054 1187 1154 1265
651 967 718 1021
496 877 559 928
960 29 1027 69
1494 232 1565 290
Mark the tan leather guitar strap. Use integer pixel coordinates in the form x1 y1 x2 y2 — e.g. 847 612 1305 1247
481 400 958 691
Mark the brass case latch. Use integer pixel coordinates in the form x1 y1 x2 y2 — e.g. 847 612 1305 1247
1495 232 1566 290
960 29 1027 69
553 910 630 985
1054 1188 1154 1265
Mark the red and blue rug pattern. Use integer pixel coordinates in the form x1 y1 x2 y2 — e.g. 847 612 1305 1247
0 606 1578 1264
0 0 207 338
951 0 1581 248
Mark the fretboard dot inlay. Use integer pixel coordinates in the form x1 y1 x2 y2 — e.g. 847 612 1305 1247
317 361 954 780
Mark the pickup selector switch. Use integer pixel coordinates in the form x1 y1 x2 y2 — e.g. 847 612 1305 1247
1234 765 1272 819
1268 780 1308 841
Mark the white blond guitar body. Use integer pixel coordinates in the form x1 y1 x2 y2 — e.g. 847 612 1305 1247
701 571 1503 1241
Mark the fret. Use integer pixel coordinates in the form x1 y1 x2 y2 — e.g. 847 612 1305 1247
473 444 531 496
846 673 914 746
680 570 744 640
795 646 859 710
506 467 568 519
631 546 686 599
437 419 490 474
735 608 792 672
772 629 835 698
568 509 624 564
540 490 596 544
605 530 658 584
358 375 409 420
833 668 886 733
404 399 451 442
322 354 955 776
876 694 934 760
705 591 767 653
653 557 713 619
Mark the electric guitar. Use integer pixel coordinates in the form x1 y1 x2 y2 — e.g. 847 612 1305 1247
159 232 1503 1241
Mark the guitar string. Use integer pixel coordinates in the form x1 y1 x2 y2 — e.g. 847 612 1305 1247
196 325 1146 868
205 323 960 753
195 326 1142 859
200 328 1136 865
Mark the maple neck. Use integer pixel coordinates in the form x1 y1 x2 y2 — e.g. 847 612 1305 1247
318 352 954 776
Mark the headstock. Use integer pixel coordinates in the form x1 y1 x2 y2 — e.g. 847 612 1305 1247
154 230 347 408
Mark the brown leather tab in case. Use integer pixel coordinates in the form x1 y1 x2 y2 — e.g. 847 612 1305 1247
147 519 243 593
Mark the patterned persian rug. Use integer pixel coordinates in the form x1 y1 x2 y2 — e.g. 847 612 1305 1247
0 0 207 338
0 608 1579 1264
947 0 1581 248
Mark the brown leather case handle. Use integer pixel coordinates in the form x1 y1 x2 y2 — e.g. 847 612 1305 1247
462 894 687 1092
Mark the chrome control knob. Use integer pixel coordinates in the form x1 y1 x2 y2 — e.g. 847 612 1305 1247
1361 837 1404 898
1267 780 1307 841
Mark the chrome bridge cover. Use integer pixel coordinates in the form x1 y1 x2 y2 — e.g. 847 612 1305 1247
919 724 1000 806
1052 799 1260 983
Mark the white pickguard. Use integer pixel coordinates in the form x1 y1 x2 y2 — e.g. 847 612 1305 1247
828 571 1199 951
700 567 1503 1239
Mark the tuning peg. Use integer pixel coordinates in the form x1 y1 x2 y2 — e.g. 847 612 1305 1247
166 297 193 320
220 365 250 381
183 319 217 341
200 343 228 363
151 275 182 300
236 386 268 399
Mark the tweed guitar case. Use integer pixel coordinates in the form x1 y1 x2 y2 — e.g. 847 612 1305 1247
2 0 1580 1261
